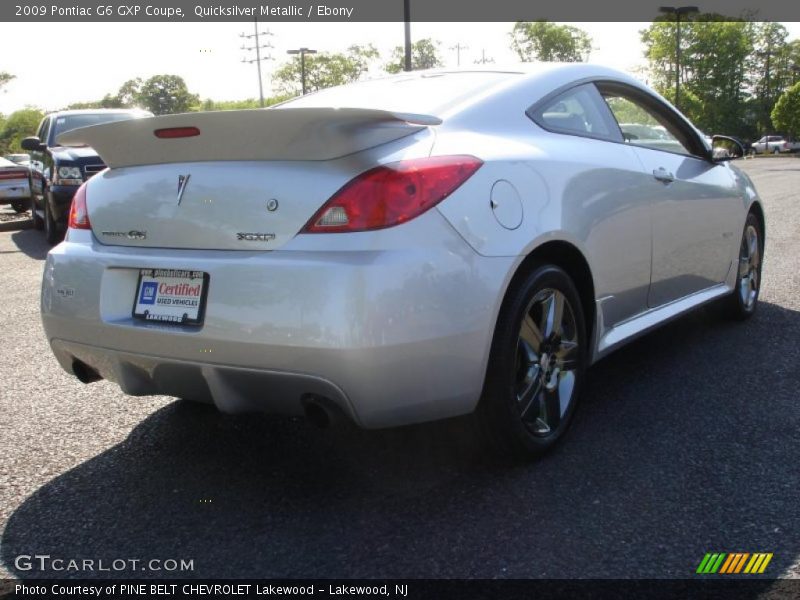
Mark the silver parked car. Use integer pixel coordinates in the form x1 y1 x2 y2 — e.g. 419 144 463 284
41 65 763 458
0 156 31 213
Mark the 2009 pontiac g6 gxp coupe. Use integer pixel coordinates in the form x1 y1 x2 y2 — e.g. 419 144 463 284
42 64 764 458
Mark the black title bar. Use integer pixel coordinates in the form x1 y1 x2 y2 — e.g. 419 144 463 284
2 579 800 600
3 0 800 22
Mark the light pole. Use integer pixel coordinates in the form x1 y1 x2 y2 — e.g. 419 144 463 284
403 0 412 71
287 47 317 95
659 5 699 110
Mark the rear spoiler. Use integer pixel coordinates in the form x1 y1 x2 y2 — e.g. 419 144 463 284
55 107 442 168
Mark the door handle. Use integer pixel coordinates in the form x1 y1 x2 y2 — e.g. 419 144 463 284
653 167 674 183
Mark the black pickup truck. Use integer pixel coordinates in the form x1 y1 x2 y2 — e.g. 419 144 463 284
22 109 152 244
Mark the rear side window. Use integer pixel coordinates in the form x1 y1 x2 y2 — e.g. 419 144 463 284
529 83 618 141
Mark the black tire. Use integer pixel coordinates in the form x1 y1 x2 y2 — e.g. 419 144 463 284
723 212 763 320
475 264 587 460
31 198 44 230
11 199 29 213
44 194 63 245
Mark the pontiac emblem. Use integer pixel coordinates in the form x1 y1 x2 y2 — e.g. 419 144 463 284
177 174 191 205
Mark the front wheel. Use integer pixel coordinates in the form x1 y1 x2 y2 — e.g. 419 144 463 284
476 264 586 459
723 212 763 320
44 195 63 245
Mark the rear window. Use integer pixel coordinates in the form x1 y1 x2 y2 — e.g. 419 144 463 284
52 112 149 140
278 72 521 115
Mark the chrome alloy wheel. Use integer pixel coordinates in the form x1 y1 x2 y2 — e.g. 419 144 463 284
515 288 580 436
738 224 761 310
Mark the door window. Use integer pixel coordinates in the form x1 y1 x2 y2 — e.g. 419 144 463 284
600 89 698 157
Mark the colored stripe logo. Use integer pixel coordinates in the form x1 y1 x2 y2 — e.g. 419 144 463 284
696 552 773 574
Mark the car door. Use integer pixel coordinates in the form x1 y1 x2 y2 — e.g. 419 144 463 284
526 83 655 328
597 82 742 308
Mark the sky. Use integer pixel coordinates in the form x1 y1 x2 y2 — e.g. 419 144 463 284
2 21 800 114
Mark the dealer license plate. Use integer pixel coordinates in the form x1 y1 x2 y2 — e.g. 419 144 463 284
132 269 208 325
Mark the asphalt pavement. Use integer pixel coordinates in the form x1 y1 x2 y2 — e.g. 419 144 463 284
0 158 798 580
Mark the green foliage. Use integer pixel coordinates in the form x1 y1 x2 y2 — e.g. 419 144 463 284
0 72 14 91
642 15 755 138
642 15 800 139
510 21 592 62
199 95 293 111
385 39 443 73
273 45 380 95
65 100 104 109
137 75 200 115
749 23 791 132
771 82 800 137
0 107 44 155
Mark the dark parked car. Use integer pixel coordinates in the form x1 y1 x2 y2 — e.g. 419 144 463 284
22 109 152 244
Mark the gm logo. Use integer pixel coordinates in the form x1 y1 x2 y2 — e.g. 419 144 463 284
696 552 773 574
139 282 158 305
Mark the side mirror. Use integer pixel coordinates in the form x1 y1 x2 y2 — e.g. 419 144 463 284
710 135 744 162
21 136 45 152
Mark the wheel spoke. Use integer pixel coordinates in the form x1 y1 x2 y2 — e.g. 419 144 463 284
750 246 759 270
543 291 565 337
519 314 544 356
543 386 561 431
556 340 580 370
738 257 750 278
747 228 758 258
518 366 543 422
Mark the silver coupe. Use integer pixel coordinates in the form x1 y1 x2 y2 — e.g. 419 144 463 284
41 64 764 458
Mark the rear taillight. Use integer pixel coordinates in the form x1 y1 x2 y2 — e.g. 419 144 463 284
67 182 91 230
0 170 28 180
302 155 483 233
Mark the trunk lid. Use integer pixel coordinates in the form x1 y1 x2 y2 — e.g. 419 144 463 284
59 107 439 250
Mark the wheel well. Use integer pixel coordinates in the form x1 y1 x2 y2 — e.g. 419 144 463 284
511 241 596 347
749 201 765 241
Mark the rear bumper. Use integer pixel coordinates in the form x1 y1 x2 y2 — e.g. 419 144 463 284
41 214 515 428
0 182 31 201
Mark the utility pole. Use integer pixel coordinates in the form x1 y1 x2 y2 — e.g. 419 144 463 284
287 47 317 95
474 49 494 65
450 43 469 67
240 18 274 107
403 0 412 71
659 6 699 111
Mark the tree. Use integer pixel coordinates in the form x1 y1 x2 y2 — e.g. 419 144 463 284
385 39 443 73
641 15 754 138
771 82 800 137
0 72 14 92
510 21 592 62
0 108 44 155
273 45 380 96
749 22 790 132
200 95 292 111
136 75 199 115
